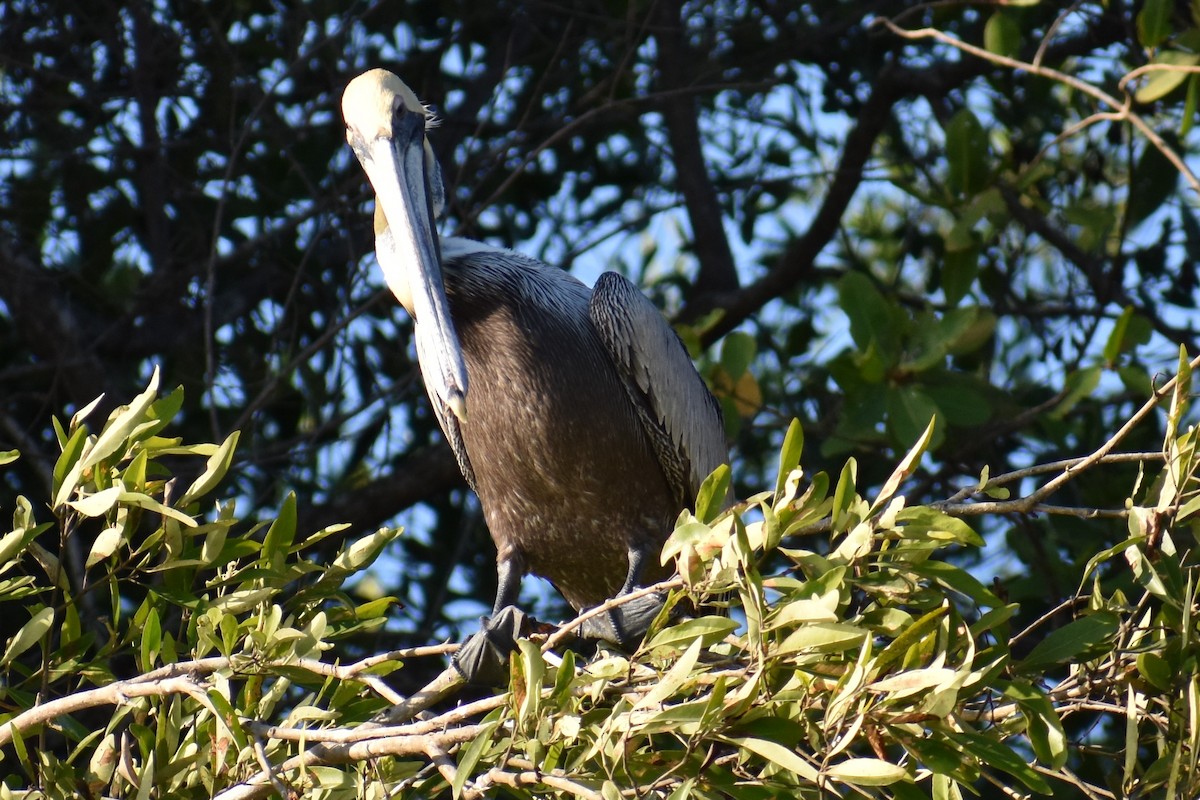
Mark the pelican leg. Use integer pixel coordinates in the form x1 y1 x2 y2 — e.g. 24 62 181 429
451 558 528 686
577 542 667 648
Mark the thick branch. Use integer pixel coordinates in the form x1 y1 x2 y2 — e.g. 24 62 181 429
684 70 897 341
684 11 1126 345
654 0 740 296
295 443 465 534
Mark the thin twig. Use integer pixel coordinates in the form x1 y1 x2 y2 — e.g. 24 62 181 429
945 453 1163 504
541 578 684 652
877 19 1200 195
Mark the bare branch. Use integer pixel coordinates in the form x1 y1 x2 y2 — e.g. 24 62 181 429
877 19 1200 195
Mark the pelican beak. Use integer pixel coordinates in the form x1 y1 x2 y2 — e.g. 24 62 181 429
351 114 469 421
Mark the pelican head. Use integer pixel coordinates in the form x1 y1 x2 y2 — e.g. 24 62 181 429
343 68 467 421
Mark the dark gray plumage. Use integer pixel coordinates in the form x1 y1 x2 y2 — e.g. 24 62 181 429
343 69 726 680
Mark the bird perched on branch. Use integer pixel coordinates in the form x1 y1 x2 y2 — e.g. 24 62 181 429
342 68 726 684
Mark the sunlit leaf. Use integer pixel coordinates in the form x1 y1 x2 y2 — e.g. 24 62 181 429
2 605 54 665
178 430 240 507
718 735 820 783
86 526 125 567
826 757 910 786
1135 51 1200 103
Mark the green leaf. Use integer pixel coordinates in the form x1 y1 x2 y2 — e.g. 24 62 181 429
263 492 298 562
1137 0 1173 48
941 307 996 355
307 767 354 789
119 491 198 527
81 366 160 473
515 638 544 724
945 109 990 196
178 430 240 506
1135 51 1200 103
0 524 39 566
874 606 950 675
141 606 161 670
895 507 984 547
776 621 868 654
1051 365 1102 419
826 758 909 786
947 731 1052 794
1104 306 1135 363
454 721 498 798
886 387 942 451
831 458 858 531
909 560 1003 606
1127 139 1181 229
941 238 979 306
720 331 756 378
51 425 91 509
68 485 123 518
329 527 403 574
86 526 125 567
902 735 972 777
1185 73 1199 135
773 418 804 502
872 415 934 514
695 463 731 523
636 636 702 709
983 12 1021 58
1007 681 1068 769
0 450 18 466
1137 651 1173 691
1018 611 1120 670
2 605 54 665
646 616 739 651
69 393 105 432
718 735 820 783
200 521 228 566
839 271 897 361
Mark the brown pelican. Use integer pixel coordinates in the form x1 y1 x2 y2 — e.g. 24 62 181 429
342 69 726 683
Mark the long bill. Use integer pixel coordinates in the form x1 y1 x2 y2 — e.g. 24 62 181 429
360 113 469 421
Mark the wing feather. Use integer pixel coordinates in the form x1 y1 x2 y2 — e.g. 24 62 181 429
589 272 726 504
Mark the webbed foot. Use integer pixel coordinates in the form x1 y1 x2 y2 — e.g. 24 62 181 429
576 591 667 648
451 605 529 686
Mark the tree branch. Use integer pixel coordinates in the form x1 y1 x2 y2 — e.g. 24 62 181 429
654 0 740 296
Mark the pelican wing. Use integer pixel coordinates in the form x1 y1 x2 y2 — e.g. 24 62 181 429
589 272 726 504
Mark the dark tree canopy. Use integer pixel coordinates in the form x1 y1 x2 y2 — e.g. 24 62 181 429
3 1 1200 795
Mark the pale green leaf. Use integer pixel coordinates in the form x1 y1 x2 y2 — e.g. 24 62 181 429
80 366 161 472
68 486 123 518
2 606 54 665
646 616 739 651
119 491 198 527
774 419 804 502
872 414 934 514
720 735 820 782
1136 52 1200 104
635 636 702 710
776 622 868 655
86 526 125 567
178 430 240 506
826 758 909 786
